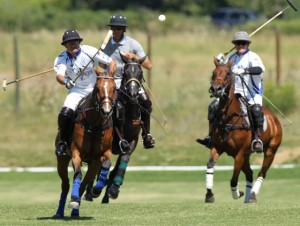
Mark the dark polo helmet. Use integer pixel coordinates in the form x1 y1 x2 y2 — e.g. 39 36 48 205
107 14 128 27
61 29 83 45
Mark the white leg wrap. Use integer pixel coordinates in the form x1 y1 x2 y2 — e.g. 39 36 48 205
251 176 264 195
231 184 240 199
206 168 214 189
244 181 252 203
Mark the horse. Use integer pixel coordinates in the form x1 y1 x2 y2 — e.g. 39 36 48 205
205 59 282 203
83 55 146 203
54 68 116 218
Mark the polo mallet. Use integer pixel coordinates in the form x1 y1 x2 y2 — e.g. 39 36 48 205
73 30 113 83
224 0 298 56
2 69 54 91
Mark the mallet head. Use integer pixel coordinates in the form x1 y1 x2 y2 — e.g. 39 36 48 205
2 78 7 91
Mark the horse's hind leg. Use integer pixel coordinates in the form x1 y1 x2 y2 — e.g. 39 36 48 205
205 148 219 203
249 147 277 203
91 158 111 198
241 154 253 203
108 153 130 200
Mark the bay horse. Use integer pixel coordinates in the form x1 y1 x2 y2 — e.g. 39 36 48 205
54 68 116 218
83 55 146 203
205 59 282 203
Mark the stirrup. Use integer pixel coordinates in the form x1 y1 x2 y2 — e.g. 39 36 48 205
251 139 263 153
119 139 130 153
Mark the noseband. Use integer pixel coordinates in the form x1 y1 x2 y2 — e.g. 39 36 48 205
210 72 231 99
123 62 143 88
94 75 115 114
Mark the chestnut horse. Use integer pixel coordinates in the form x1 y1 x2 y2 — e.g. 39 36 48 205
54 69 116 218
205 59 282 203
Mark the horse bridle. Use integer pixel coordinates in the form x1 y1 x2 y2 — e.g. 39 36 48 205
123 62 143 88
94 75 115 117
210 72 232 99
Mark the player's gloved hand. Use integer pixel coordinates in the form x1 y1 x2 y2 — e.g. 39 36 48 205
64 79 75 89
232 68 245 75
215 53 225 63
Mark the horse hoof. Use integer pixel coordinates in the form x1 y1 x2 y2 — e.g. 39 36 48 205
108 184 120 199
91 187 102 198
83 192 93 202
102 195 109 204
71 208 80 218
205 193 215 203
248 192 257 203
239 191 244 198
68 197 80 209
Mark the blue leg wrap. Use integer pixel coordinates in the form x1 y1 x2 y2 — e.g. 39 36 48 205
71 177 81 199
55 192 67 217
95 168 109 190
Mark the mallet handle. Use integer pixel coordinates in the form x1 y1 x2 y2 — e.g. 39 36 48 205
6 69 54 85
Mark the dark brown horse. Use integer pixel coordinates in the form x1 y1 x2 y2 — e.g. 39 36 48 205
54 69 116 218
101 55 146 203
205 59 282 203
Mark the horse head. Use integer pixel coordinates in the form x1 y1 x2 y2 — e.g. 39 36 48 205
93 68 116 118
120 53 144 99
209 58 233 99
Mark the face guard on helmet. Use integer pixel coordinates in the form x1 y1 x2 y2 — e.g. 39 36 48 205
61 29 83 45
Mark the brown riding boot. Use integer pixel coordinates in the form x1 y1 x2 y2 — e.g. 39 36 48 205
251 126 263 153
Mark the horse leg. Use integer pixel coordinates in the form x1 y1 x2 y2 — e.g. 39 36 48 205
91 158 111 198
53 155 71 218
205 148 219 203
83 180 95 202
241 154 253 203
230 153 245 200
108 153 130 199
249 147 277 203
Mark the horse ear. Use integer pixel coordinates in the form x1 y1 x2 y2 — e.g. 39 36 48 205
227 60 234 68
120 52 128 63
213 57 219 67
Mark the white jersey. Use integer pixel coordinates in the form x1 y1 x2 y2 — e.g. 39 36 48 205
54 45 112 110
102 35 146 88
228 49 265 105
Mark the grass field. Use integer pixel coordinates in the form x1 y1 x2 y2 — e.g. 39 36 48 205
0 167 299 225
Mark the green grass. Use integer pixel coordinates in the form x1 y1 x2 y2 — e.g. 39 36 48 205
0 168 299 225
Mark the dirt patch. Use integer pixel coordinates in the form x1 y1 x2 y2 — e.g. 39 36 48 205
253 147 300 165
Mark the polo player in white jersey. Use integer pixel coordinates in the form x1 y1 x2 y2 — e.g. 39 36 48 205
197 31 265 152
54 29 116 156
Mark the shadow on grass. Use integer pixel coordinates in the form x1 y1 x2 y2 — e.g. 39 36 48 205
37 216 94 221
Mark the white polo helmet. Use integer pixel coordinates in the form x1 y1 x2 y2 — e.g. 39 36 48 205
231 31 251 44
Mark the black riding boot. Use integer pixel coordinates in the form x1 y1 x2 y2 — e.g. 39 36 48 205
250 104 264 153
196 122 212 149
56 107 75 156
114 100 130 153
251 126 263 153
139 93 155 149
141 111 155 149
